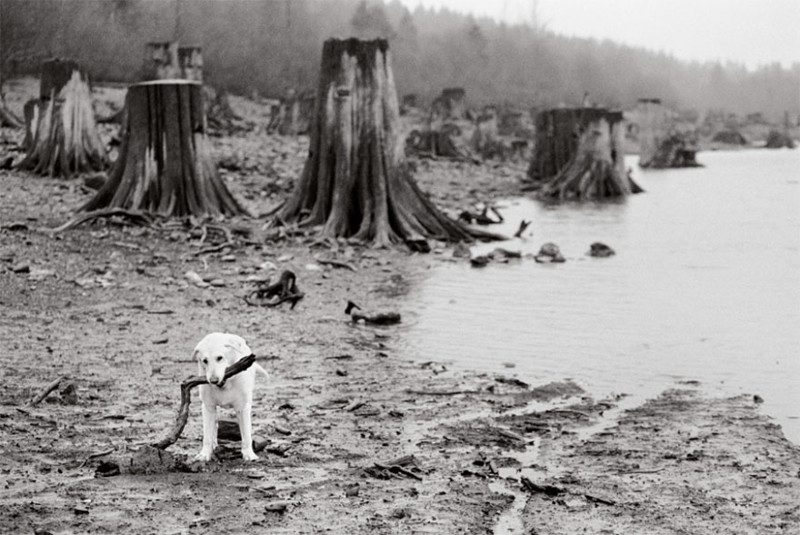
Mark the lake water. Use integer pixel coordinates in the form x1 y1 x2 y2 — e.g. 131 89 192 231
399 149 800 443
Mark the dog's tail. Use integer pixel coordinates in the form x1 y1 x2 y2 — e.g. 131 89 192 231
253 362 269 379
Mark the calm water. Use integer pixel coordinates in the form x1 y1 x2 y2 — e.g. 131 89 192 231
400 149 800 443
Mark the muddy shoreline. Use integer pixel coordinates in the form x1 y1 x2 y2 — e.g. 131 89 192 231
2 82 799 534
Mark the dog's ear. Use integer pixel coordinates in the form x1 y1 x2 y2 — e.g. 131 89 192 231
223 335 252 359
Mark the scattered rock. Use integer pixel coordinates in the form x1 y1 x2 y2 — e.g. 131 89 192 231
59 382 78 405
95 460 121 477
185 271 210 288
12 262 30 274
452 242 471 258
589 242 615 258
28 268 56 281
83 172 107 191
534 242 566 263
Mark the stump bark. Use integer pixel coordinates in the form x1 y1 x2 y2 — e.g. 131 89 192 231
143 42 203 82
17 60 107 178
82 80 246 217
534 108 643 200
433 88 466 120
635 99 700 168
267 89 315 136
275 38 474 247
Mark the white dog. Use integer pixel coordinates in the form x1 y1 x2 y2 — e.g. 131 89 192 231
193 332 267 462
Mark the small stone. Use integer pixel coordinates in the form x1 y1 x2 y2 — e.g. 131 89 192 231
184 271 210 288
221 255 236 262
209 278 226 287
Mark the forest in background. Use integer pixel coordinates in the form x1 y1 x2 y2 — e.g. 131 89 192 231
1 0 798 122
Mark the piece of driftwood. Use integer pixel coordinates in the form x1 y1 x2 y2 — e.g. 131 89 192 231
28 376 66 406
345 300 401 325
151 354 256 450
245 270 304 308
521 476 616 506
317 258 358 272
48 208 155 233
513 220 531 238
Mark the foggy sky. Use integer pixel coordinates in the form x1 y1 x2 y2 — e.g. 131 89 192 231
402 0 800 69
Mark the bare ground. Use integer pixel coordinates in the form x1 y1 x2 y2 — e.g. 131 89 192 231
1 80 799 534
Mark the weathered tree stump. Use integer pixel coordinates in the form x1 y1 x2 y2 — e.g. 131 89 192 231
533 108 643 200
39 58 85 99
643 133 701 168
17 60 107 178
765 130 795 149
0 102 22 128
82 80 246 217
143 42 180 80
635 99 700 168
178 46 203 82
266 89 315 136
143 42 204 82
275 38 477 247
21 99 39 149
432 88 466 120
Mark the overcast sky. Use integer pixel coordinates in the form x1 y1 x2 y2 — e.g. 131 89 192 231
400 0 800 69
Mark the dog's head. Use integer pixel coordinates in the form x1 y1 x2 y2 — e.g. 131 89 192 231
193 333 252 387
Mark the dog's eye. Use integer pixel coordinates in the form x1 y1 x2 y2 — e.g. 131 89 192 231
202 358 208 365
216 356 223 362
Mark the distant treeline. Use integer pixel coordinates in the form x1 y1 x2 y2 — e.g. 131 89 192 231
2 0 798 121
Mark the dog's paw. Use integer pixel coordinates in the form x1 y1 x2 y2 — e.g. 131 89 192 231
194 450 213 462
241 450 259 462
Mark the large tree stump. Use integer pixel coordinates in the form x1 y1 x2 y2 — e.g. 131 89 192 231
178 46 203 82
275 38 475 247
266 89 315 136
143 42 180 80
82 80 246 217
142 42 204 82
432 88 466 120
17 61 107 178
534 108 643 201
635 99 700 168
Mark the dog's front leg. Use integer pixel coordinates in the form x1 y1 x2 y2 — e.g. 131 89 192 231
237 402 258 461
195 402 218 462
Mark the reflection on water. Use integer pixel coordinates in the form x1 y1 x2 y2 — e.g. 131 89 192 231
399 150 800 443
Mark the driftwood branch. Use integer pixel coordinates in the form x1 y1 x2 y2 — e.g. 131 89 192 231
244 270 304 308
48 208 155 233
317 258 358 272
28 376 66 406
151 354 256 450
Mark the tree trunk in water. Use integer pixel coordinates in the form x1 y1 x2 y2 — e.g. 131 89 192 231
82 80 246 217
536 108 643 201
276 38 473 247
635 100 700 168
17 63 107 178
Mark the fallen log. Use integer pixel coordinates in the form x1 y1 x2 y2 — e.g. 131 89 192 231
244 270 304 309
345 300 401 325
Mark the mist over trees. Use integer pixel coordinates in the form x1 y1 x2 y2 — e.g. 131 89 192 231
1 0 797 121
